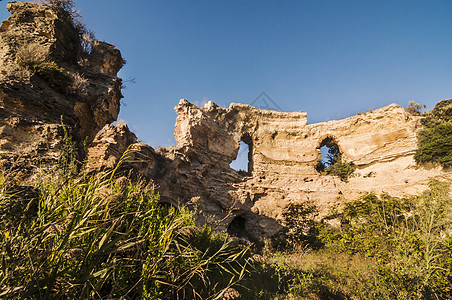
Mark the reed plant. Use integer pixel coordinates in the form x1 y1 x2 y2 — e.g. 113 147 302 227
0 150 250 299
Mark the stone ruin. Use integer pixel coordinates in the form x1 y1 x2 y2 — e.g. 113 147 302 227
1 1 451 241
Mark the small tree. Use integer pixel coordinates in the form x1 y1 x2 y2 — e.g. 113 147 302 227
415 99 452 168
282 202 319 248
415 122 452 168
406 101 426 116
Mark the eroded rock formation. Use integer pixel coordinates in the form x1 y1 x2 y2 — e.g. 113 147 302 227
1 1 450 242
87 123 158 179
0 1 123 172
88 99 451 241
152 100 451 240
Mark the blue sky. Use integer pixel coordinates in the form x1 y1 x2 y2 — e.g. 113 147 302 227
1 0 451 153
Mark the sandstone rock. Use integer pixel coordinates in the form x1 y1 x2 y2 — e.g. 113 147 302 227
86 123 137 170
0 1 124 175
153 99 452 241
86 123 158 179
2 2 450 243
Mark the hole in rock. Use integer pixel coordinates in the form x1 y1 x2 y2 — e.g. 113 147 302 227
230 135 253 174
316 137 340 172
227 215 247 238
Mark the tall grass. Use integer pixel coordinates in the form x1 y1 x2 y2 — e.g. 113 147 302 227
0 160 250 299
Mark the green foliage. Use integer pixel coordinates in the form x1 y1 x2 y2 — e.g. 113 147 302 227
0 155 250 298
58 117 81 178
424 99 452 126
18 60 71 91
246 181 452 299
324 156 356 182
316 181 452 299
316 142 356 181
415 122 452 168
280 202 320 248
415 99 452 168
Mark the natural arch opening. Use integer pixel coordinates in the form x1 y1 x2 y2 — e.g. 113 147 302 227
316 137 340 172
227 215 247 238
315 137 356 181
230 134 253 174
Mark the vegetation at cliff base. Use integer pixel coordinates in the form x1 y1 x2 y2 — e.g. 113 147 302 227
241 181 452 299
0 162 251 299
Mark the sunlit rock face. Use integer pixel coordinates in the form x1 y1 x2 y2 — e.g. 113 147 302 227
5 2 449 242
148 99 451 241
86 123 158 180
0 1 123 173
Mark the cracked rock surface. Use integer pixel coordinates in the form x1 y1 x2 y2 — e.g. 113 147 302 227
0 1 123 173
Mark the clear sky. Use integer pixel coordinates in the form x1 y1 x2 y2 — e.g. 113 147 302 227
1 0 451 152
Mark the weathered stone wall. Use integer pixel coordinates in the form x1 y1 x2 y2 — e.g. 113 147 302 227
153 99 452 240
87 99 451 241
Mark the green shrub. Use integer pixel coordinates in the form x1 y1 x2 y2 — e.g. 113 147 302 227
317 181 452 298
415 99 452 168
247 181 452 299
415 122 452 168
280 201 320 249
324 156 356 182
316 142 356 181
19 60 71 91
424 99 452 126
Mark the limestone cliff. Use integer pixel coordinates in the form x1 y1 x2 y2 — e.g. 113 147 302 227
158 100 452 240
0 1 123 172
88 99 451 241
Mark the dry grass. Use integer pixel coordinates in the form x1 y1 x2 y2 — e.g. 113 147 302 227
16 43 47 63
70 72 88 95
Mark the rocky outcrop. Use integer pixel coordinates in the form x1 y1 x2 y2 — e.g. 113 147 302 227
0 1 123 173
147 99 451 241
86 123 158 179
3 1 449 243
88 98 451 241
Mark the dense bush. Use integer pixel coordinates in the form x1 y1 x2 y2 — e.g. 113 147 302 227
415 122 452 168
246 181 452 299
423 99 452 126
415 99 452 168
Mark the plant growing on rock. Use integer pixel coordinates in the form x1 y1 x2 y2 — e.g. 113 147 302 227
18 60 71 90
37 0 95 55
316 142 356 181
405 101 426 116
415 99 452 168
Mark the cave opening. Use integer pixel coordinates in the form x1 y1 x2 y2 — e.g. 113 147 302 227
227 215 247 238
316 137 340 172
229 134 253 174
